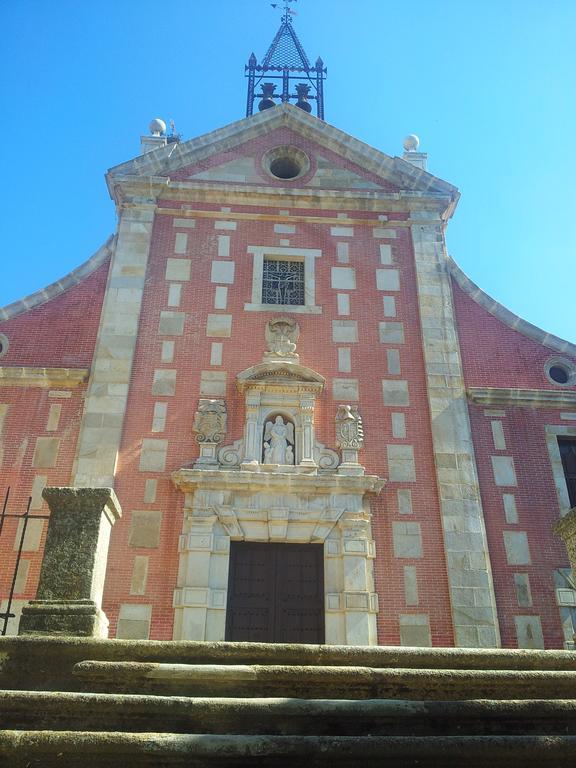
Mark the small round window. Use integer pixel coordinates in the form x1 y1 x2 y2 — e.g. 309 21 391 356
262 146 310 182
0 333 8 359
545 357 575 387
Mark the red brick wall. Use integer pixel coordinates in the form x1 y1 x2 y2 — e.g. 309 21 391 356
0 260 110 368
103 127 454 642
0 261 109 608
454 279 576 646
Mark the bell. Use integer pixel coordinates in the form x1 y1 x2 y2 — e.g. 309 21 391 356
295 84 312 113
258 82 277 111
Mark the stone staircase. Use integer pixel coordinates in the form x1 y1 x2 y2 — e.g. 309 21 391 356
1 636 576 766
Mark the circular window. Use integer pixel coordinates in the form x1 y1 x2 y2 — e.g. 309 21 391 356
269 157 302 180
550 365 569 384
545 357 575 387
0 333 8 359
262 146 310 182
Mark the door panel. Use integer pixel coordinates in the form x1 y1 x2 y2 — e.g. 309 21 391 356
226 542 324 644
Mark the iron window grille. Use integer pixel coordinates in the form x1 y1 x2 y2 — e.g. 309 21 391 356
262 259 305 306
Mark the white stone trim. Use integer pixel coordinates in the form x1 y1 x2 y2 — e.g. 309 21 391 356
244 245 322 314
545 424 576 516
412 222 500 648
172 468 383 646
468 387 576 410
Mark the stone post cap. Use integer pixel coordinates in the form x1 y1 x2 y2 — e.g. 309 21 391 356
554 507 576 540
42 486 122 524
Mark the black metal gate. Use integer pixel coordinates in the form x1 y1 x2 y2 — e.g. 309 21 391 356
0 488 49 636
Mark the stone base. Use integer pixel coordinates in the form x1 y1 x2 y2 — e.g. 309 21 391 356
18 600 109 638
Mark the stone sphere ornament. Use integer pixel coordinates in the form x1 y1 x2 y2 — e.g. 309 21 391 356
403 134 420 152
149 118 167 136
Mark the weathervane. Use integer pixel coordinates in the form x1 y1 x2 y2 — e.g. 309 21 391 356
270 0 298 24
245 0 326 118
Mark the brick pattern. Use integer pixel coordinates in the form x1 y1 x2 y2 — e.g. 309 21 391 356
1 126 573 649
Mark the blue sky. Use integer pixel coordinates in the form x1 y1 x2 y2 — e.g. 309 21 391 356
2 0 574 341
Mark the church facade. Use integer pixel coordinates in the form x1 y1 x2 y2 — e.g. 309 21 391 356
1 16 575 650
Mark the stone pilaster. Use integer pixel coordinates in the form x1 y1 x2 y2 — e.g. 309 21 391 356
554 508 576 575
19 487 121 637
411 214 501 647
72 201 156 487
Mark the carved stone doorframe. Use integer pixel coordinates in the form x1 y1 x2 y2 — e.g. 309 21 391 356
171 468 385 646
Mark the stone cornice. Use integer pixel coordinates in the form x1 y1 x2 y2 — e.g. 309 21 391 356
0 367 89 389
467 387 576 409
236 361 325 394
110 175 454 215
172 468 385 496
448 256 576 357
0 237 114 322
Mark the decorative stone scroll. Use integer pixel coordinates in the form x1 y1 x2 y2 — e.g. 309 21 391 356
263 316 300 362
336 404 365 475
193 399 227 467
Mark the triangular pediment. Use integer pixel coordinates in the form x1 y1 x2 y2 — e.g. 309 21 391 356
107 104 458 199
236 360 325 393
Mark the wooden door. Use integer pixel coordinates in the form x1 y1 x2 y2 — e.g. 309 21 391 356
225 542 324 644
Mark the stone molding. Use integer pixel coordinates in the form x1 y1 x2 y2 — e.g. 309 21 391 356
448 256 576 357
0 367 89 389
172 468 384 496
468 387 576 409
115 178 455 215
156 207 443 228
0 237 114 321
236 361 325 393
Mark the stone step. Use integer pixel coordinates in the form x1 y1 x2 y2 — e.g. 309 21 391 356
1 730 576 767
1 691 576 736
72 660 576 700
3 636 576 695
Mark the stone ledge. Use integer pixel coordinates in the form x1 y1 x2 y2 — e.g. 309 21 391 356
0 367 90 388
467 387 576 409
172 468 385 495
2 690 575 736
1 731 575 767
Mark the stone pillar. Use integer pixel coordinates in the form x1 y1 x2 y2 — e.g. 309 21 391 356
299 395 316 466
339 514 378 645
242 394 261 465
19 487 121 637
173 506 226 641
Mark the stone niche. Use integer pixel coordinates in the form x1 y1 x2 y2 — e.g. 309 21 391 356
171 319 385 645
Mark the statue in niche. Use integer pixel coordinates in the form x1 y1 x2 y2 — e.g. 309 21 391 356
263 415 295 464
264 317 300 359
